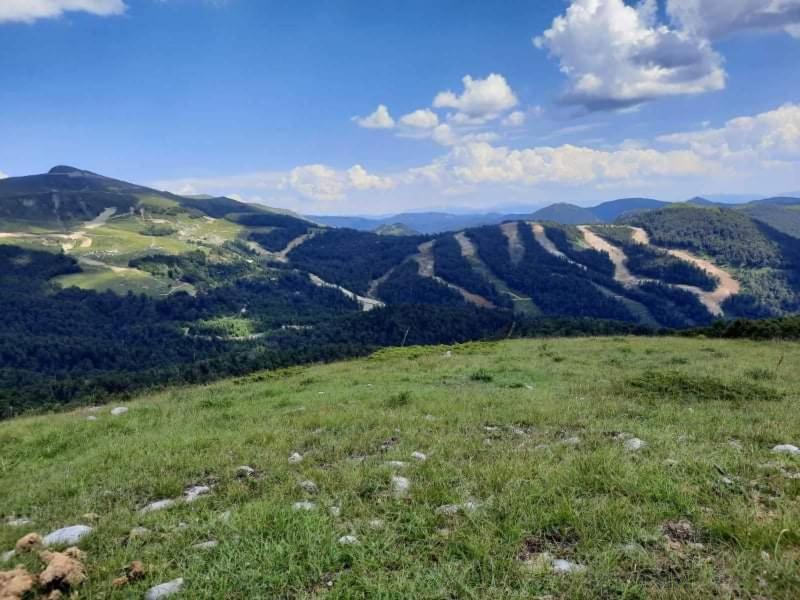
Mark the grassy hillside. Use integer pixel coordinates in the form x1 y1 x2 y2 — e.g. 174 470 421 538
1 337 799 598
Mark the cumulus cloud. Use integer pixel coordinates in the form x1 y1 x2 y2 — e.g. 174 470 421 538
433 74 519 123
346 164 395 191
442 141 708 186
0 0 126 23
658 102 800 164
399 108 439 129
353 104 395 129
667 0 800 39
535 0 725 112
0 171 8 179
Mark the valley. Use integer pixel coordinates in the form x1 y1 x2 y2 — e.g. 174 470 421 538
1 166 800 414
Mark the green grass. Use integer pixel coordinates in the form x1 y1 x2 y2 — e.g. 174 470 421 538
53 264 172 296
1 337 799 598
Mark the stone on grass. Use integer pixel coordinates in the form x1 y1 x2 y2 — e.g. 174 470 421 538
624 438 647 452
192 540 218 550
299 480 318 494
4 517 33 527
42 525 93 547
288 452 304 464
386 461 407 469
184 485 211 503
411 452 427 462
435 504 461 516
235 466 256 478
110 407 128 416
292 501 316 511
338 535 359 545
552 559 586 574
145 577 184 599
328 506 341 518
728 440 743 450
1 550 16 563
391 476 410 498
369 519 385 530
772 444 800 456
86 416 98 421
140 499 176 514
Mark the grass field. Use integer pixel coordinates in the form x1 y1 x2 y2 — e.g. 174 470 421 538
1 337 799 598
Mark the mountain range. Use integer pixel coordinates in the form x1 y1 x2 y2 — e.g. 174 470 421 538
2 166 800 413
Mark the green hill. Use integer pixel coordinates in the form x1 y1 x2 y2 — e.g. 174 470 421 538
1 336 798 598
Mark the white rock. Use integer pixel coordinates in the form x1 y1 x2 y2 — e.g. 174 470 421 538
411 451 427 462
338 535 359 545
5 517 33 527
561 436 581 446
192 540 218 550
435 504 461 516
235 466 256 478
299 480 318 494
140 499 177 514
772 444 800 456
728 439 743 450
386 461 407 469
328 506 341 517
175 522 189 530
624 438 647 452
1 550 15 563
369 519 385 530
552 559 586 574
184 485 211 503
110 406 128 416
288 452 304 464
462 500 480 513
87 406 102 413
292 501 316 511
145 578 184 600
86 416 98 421
43 525 93 547
391 476 410 498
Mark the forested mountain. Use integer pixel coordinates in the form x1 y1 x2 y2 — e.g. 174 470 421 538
2 167 799 414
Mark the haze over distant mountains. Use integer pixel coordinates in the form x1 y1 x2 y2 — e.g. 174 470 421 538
310 195 799 235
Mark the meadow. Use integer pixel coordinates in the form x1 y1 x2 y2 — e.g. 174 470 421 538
1 336 799 598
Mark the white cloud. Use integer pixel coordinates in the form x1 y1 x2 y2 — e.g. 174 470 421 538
667 0 800 39
346 164 395 191
535 0 725 112
0 171 8 180
353 104 395 129
433 74 519 123
658 102 800 164
501 111 527 127
0 0 126 23
399 108 439 129
442 141 709 186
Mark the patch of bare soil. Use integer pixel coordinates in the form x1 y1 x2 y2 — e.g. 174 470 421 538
414 241 495 308
500 222 525 264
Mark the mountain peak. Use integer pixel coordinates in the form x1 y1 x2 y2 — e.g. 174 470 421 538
48 165 96 175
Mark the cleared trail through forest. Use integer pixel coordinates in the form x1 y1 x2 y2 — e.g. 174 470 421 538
414 240 495 309
578 225 740 317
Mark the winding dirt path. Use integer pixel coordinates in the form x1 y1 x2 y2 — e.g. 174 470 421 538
414 240 495 309
628 227 741 310
578 225 740 316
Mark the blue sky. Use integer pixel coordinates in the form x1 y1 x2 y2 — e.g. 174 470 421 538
1 0 799 214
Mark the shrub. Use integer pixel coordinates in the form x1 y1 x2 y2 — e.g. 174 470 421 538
622 370 783 402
